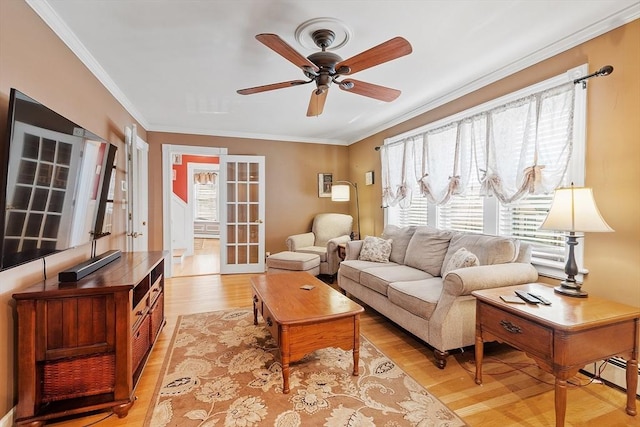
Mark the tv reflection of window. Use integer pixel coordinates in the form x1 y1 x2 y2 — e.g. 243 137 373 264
0 89 117 270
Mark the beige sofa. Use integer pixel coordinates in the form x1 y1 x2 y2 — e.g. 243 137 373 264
337 225 538 368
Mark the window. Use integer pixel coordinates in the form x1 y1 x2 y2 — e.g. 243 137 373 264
194 172 218 222
384 65 587 280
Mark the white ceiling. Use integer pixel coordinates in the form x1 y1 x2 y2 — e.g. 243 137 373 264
29 1 639 145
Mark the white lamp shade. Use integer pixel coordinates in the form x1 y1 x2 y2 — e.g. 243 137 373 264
331 184 350 202
539 186 613 232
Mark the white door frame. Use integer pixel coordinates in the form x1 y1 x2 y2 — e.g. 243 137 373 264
162 144 227 278
126 125 149 252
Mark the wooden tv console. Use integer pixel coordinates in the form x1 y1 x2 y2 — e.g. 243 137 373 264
12 251 166 426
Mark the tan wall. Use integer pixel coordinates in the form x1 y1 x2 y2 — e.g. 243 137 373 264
348 20 640 307
0 0 145 417
146 132 350 254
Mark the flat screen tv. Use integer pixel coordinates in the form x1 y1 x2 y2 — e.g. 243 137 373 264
0 89 117 271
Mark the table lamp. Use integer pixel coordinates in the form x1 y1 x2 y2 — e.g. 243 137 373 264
539 184 613 297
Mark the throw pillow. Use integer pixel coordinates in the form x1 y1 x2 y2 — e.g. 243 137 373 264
358 236 392 263
381 225 417 264
442 247 479 277
403 227 453 276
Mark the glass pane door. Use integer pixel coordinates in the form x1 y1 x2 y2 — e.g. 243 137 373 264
219 155 265 274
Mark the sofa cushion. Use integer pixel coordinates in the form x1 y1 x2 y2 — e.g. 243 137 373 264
339 259 398 282
360 265 434 296
403 227 454 276
387 278 443 320
442 247 479 277
359 236 392 263
381 225 416 264
443 233 519 274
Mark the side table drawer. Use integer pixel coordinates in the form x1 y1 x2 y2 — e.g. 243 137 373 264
261 304 280 345
479 302 553 362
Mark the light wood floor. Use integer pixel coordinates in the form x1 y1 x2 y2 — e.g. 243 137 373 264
51 271 638 426
172 238 220 277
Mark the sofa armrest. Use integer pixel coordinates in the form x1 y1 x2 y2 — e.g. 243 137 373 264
443 263 539 297
286 232 315 251
326 235 352 273
345 240 364 260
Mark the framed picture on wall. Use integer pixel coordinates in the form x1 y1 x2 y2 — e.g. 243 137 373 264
318 173 333 197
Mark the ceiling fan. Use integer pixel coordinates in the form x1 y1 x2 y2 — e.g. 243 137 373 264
237 29 412 116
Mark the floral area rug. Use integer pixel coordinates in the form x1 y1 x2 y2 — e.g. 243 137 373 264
145 309 467 426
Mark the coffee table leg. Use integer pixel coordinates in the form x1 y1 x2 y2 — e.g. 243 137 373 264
252 295 258 325
281 325 290 394
353 314 360 376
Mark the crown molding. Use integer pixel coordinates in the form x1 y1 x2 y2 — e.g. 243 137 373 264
148 124 347 146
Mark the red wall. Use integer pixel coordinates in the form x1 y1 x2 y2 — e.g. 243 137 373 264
172 155 219 202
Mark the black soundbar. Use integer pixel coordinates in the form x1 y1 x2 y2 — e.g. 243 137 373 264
58 250 122 282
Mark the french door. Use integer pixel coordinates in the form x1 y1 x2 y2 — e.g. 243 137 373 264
218 155 265 274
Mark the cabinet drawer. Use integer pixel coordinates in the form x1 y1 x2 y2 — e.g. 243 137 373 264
132 315 151 373
150 277 163 306
131 298 148 330
479 302 553 362
150 292 164 341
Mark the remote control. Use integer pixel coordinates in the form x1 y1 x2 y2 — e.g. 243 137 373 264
514 290 540 304
527 292 552 305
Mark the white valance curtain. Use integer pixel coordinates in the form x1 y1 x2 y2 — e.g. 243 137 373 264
194 172 217 184
382 82 575 207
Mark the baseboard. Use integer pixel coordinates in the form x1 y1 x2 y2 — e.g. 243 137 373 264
581 358 640 397
0 406 14 427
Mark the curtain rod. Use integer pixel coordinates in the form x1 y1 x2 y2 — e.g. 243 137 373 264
573 65 613 89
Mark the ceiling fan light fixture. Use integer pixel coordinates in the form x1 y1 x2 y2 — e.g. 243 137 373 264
339 81 355 90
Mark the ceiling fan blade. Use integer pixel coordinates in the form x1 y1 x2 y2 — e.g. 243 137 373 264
336 37 412 75
307 89 328 117
256 33 320 73
339 79 401 102
237 80 309 95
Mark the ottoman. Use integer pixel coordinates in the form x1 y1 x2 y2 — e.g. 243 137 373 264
266 251 320 276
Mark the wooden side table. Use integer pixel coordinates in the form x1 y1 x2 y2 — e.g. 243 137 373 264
473 283 639 427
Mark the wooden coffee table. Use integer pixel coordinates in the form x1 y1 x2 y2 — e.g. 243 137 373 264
251 272 364 393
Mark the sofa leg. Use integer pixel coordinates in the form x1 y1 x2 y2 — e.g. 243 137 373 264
433 349 449 369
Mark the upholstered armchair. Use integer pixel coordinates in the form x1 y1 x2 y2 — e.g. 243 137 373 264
286 213 353 277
